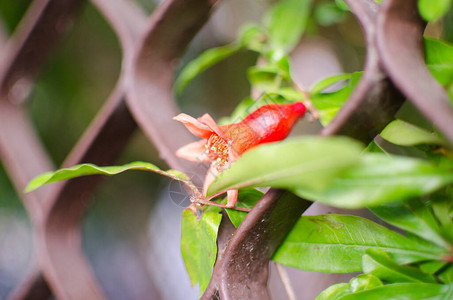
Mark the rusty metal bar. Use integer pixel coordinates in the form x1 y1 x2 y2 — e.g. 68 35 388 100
0 1 85 299
0 0 85 103
2 0 157 298
127 0 217 180
38 0 155 299
320 0 405 142
376 0 453 144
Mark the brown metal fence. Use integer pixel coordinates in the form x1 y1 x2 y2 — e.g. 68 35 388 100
0 0 452 299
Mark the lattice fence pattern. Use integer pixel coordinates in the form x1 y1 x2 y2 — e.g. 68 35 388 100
0 0 452 299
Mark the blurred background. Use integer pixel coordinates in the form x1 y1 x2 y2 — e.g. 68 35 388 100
0 0 448 299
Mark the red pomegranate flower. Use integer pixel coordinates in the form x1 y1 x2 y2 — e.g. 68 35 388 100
174 102 306 207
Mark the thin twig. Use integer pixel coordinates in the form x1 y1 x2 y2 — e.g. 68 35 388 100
275 262 297 300
292 81 320 121
194 199 251 212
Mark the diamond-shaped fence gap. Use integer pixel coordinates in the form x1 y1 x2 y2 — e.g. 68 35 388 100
129 0 156 16
0 166 33 299
82 171 163 300
27 2 122 166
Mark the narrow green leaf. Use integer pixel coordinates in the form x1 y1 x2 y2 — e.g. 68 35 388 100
316 274 384 300
418 261 447 275
431 191 453 245
207 136 364 196
247 65 281 93
428 64 453 86
338 283 451 300
310 72 362 126
25 161 190 193
266 0 312 53
314 2 347 26
418 0 452 22
316 283 351 300
440 283 453 300
181 206 222 295
272 215 444 273
439 265 453 283
174 43 242 95
238 23 266 52
425 37 453 104
225 188 263 227
335 0 351 11
310 73 352 95
349 274 383 292
369 198 450 249
276 54 291 76
364 140 387 154
317 274 383 300
425 38 453 65
275 87 304 102
380 119 446 146
294 153 453 209
430 188 453 228
363 249 437 283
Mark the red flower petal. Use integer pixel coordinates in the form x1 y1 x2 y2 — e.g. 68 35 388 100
175 139 210 162
173 113 213 139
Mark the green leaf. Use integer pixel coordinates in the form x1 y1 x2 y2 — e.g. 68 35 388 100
207 136 364 196
440 283 453 300
335 0 350 11
430 191 453 245
247 65 281 93
266 0 312 53
225 188 263 227
338 283 452 300
418 261 447 275
428 64 453 86
369 198 450 249
174 43 242 95
272 215 444 273
310 73 352 94
380 119 446 147
316 274 383 300
424 38 453 104
25 161 190 193
349 274 383 292
363 249 437 283
310 72 362 126
425 38 453 65
274 87 304 102
181 205 222 295
439 265 453 283
294 153 453 209
364 140 387 154
314 2 347 26
418 0 452 22
316 283 351 300
238 23 266 52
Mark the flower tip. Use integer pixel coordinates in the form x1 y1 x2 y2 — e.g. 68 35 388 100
292 102 307 116
172 113 186 121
